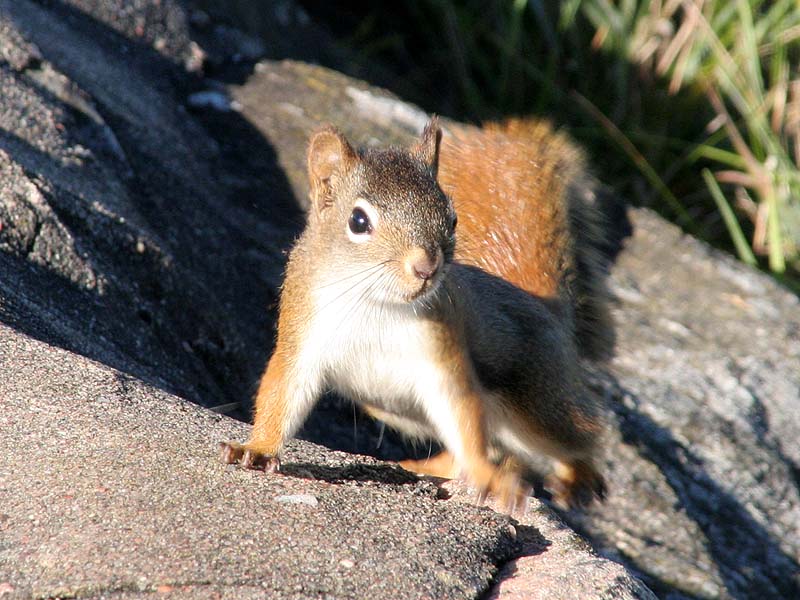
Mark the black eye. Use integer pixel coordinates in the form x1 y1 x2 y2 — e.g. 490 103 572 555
451 214 458 231
349 207 372 235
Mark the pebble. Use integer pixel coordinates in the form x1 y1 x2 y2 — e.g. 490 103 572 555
274 494 319 507
187 91 240 112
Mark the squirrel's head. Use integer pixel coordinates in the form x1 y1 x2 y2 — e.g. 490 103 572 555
306 117 456 305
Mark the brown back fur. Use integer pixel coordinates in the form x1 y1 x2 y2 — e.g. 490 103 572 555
437 119 614 360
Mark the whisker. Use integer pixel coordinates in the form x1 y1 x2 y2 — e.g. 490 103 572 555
376 421 385 449
334 267 389 331
309 263 387 320
376 270 404 351
377 272 395 350
315 260 392 290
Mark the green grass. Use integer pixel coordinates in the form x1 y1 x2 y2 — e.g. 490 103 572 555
571 0 800 275
307 0 800 286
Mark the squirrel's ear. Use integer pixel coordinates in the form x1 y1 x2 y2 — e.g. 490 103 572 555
307 125 358 215
411 116 442 177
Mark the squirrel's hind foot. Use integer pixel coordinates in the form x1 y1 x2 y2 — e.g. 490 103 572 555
546 459 606 510
219 441 281 473
401 451 531 515
474 464 532 516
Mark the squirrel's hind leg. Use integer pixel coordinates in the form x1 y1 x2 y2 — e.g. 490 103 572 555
426 384 531 513
546 458 606 510
493 401 606 510
398 451 459 479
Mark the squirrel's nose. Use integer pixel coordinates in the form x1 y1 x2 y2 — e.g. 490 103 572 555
414 262 436 281
405 247 442 281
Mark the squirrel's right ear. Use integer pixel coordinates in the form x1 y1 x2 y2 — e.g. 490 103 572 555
307 126 358 216
411 116 442 178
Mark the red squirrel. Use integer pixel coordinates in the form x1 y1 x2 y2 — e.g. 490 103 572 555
220 117 611 510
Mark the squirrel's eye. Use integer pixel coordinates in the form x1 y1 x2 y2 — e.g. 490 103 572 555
349 207 372 235
452 214 458 230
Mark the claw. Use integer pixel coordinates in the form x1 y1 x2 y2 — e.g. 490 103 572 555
498 477 530 516
264 455 282 473
506 484 532 516
219 441 281 473
241 449 281 472
472 469 531 515
240 448 259 469
219 441 244 464
544 475 571 511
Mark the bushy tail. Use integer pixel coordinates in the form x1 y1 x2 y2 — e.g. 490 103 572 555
564 173 617 361
439 118 618 360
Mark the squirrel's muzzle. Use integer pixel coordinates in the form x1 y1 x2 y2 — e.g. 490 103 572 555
404 246 443 282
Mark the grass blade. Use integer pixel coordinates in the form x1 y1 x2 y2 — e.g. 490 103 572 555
767 186 787 272
702 169 757 265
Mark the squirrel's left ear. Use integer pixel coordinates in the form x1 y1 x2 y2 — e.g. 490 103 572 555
307 125 358 217
411 116 442 178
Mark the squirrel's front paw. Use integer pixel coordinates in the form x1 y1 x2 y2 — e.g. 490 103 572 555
219 441 281 473
546 459 606 510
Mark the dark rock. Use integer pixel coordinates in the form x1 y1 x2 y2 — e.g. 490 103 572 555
0 325 519 600
0 0 289 413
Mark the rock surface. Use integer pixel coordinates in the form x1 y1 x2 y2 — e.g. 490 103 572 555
581 209 800 599
0 1 797 599
0 324 518 599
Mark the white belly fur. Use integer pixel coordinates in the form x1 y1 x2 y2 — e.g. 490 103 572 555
295 278 476 459
295 281 533 465
298 288 442 417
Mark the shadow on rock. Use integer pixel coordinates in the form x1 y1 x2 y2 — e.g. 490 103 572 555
280 461 421 487
1 0 302 411
571 371 800 600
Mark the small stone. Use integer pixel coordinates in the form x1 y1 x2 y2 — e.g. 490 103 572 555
187 91 236 112
274 494 319 507
339 558 355 569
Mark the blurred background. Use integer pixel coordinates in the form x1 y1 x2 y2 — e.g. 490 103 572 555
256 0 800 292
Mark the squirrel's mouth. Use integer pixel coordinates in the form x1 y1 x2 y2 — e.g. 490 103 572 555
397 249 448 304
404 271 444 303
408 282 431 301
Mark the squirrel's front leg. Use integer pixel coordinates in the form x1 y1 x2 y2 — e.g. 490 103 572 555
422 363 529 512
220 342 319 472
